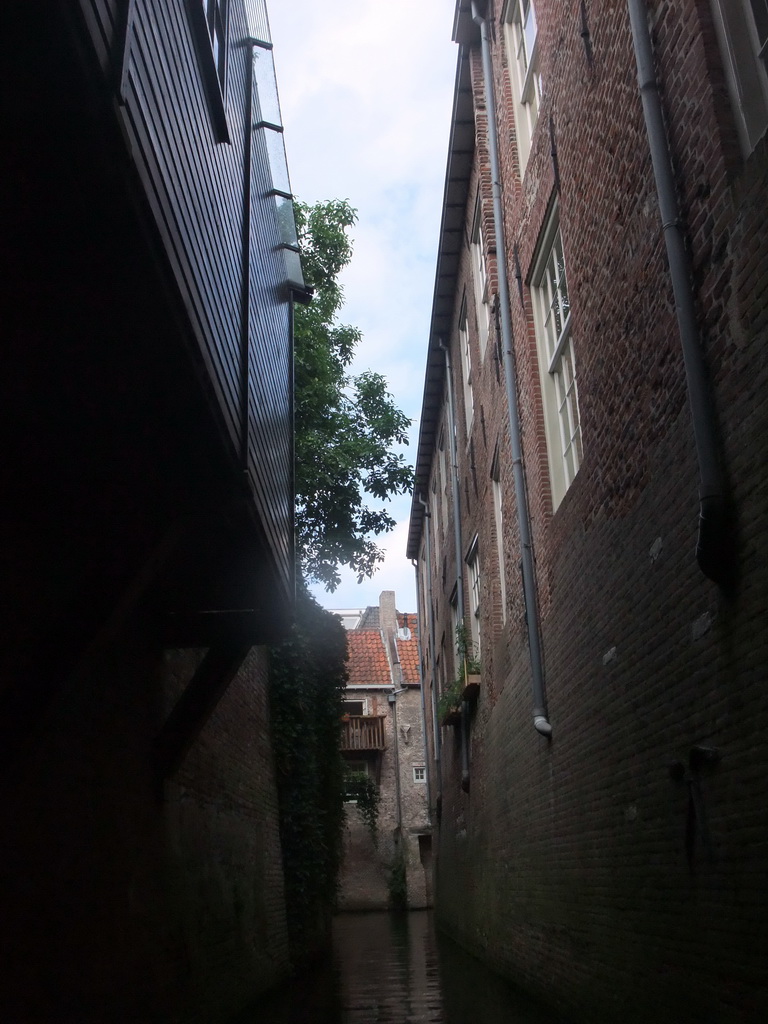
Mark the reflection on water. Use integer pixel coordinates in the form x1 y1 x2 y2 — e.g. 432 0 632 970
236 911 570 1023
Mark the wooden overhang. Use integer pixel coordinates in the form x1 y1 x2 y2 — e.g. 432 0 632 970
0 0 301 766
406 46 476 561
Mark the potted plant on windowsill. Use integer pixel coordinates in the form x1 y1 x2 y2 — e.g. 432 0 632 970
455 622 481 702
437 677 464 727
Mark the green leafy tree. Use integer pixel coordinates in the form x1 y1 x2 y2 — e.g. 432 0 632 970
294 199 413 591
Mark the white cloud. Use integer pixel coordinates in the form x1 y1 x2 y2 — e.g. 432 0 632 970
269 0 458 615
309 515 417 612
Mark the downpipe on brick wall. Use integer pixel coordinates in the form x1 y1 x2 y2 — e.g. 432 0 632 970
412 558 434 824
439 340 472 790
627 0 734 591
472 2 552 738
413 515 442 766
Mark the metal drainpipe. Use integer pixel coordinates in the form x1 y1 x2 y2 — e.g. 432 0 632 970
627 0 732 589
439 339 472 790
416 499 442 765
472 4 552 738
412 559 433 824
389 681 403 836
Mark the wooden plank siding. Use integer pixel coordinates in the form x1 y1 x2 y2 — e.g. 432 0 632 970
78 0 294 598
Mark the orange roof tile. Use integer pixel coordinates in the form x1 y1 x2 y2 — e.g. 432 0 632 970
346 630 391 686
397 630 420 685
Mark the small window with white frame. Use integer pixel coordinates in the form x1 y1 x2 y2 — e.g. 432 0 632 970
502 0 543 174
430 474 442 570
466 535 481 661
531 205 582 508
710 0 768 154
470 195 491 358
459 298 474 435
449 587 459 679
490 448 507 623
413 765 427 784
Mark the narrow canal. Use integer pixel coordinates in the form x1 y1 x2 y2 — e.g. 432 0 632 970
235 911 570 1023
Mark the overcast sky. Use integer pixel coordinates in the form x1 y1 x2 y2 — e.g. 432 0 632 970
268 1 459 614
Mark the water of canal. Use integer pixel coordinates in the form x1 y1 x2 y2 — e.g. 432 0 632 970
236 910 571 1024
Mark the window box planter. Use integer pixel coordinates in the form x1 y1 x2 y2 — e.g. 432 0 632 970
462 673 481 702
440 705 462 727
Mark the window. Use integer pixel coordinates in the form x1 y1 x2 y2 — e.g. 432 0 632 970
437 426 449 533
503 0 543 174
343 699 367 716
201 0 227 87
710 0 768 154
459 299 474 434
188 0 229 141
471 196 491 357
466 536 481 660
449 589 459 678
490 450 507 623
343 760 371 802
430 475 441 569
413 766 427 784
531 208 582 508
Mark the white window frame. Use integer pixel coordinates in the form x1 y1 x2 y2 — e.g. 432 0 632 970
502 0 543 175
430 475 441 571
710 0 768 155
470 195 491 358
413 766 427 784
343 698 369 716
449 589 459 680
458 298 474 435
490 449 507 623
465 535 481 661
437 425 449 533
531 207 582 508
343 760 371 803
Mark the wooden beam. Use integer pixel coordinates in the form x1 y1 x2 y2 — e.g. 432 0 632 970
153 641 251 784
161 608 273 647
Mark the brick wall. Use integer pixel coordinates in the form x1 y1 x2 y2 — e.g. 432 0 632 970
0 619 291 1022
415 1 768 1021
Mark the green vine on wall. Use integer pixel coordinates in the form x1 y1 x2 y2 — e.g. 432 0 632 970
269 586 348 962
343 770 380 840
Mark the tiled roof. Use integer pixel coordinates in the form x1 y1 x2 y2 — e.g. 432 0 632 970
346 630 391 686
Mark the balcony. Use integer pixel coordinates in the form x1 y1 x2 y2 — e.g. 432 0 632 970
341 715 387 752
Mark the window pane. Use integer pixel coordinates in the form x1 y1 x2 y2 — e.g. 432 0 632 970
750 0 768 50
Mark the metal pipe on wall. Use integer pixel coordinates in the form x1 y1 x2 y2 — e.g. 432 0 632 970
439 340 471 789
416 499 442 766
412 558 433 823
627 0 733 590
471 3 552 737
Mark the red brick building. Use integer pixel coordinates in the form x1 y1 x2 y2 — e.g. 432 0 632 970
336 593 433 910
408 2 768 1021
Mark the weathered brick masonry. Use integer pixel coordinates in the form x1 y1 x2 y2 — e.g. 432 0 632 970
409 2 768 1021
1 639 290 1022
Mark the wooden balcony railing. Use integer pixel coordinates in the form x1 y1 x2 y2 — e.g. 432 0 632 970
341 715 386 751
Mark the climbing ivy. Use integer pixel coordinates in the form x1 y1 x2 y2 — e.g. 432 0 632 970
269 586 348 962
343 770 380 841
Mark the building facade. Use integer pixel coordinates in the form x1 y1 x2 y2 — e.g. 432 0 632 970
408 2 768 1022
2 1 304 1019
336 593 433 910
